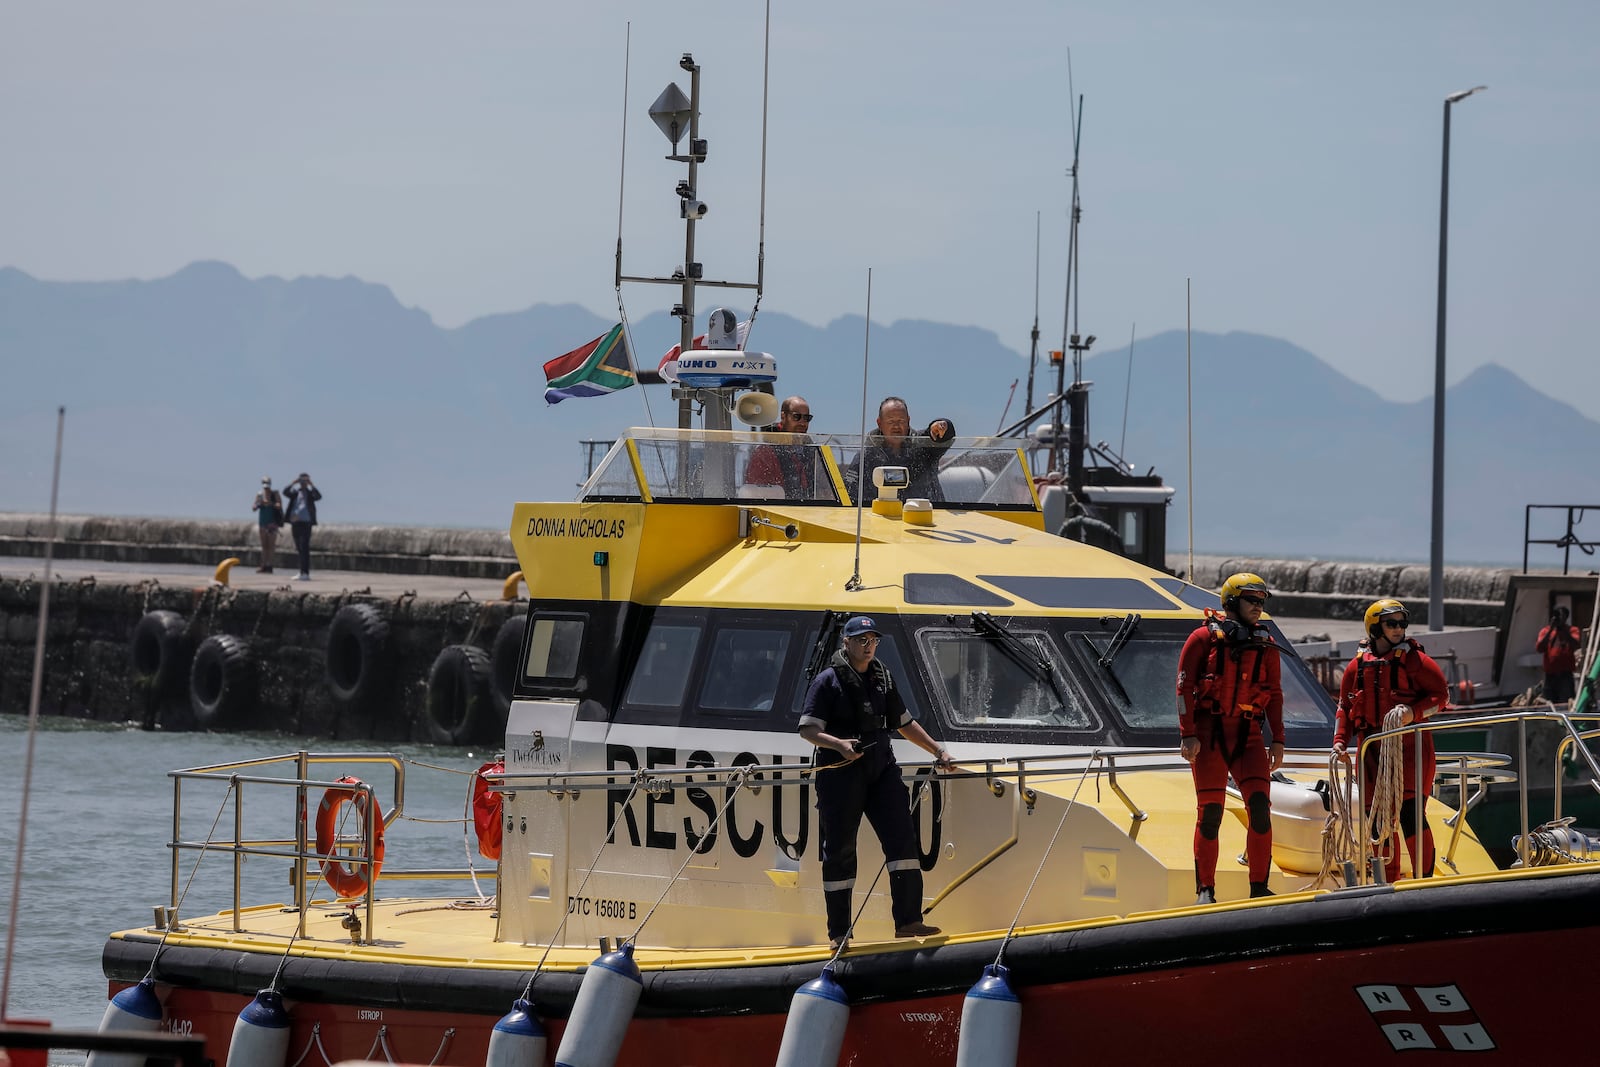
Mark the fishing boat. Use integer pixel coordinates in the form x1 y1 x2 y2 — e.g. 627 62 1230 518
97 50 1600 1067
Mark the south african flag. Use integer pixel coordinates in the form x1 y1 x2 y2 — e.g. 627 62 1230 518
542 324 634 404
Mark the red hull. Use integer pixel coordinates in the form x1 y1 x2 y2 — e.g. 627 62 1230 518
119 923 1582 1065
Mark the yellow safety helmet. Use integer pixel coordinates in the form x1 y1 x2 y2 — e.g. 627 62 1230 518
1365 598 1409 641
1219 572 1270 612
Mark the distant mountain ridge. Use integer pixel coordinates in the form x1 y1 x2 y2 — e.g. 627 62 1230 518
2 262 1592 567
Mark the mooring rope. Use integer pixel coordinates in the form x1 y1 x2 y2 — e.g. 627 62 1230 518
627 767 754 943
141 778 239 982
993 754 1103 968
518 773 648 1000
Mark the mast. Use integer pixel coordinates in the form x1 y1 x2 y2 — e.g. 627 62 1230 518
622 54 761 432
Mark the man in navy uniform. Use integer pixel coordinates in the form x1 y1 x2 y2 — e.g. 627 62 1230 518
799 615 953 950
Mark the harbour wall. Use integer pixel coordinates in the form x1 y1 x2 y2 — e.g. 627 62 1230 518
0 515 1518 741
1182 553 1512 631
0 572 526 743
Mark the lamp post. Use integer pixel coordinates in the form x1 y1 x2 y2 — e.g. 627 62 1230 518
1428 85 1486 633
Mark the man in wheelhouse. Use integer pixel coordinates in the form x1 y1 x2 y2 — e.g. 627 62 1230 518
799 614 954 951
1176 572 1285 904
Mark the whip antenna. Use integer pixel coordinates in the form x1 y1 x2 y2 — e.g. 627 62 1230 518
1 406 64 1020
1119 322 1135 458
846 268 873 592
611 24 657 429
1185 279 1195 581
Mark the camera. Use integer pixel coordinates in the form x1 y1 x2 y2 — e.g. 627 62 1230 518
680 199 708 220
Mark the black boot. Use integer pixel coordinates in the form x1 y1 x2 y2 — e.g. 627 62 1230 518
823 888 852 945
1249 881 1275 898
1195 886 1216 905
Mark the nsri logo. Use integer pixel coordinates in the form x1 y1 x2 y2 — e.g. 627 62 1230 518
1356 984 1494 1052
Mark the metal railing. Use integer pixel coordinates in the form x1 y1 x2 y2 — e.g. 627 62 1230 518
1524 504 1600 574
166 751 491 944
1356 706 1600 872
158 708 1600 944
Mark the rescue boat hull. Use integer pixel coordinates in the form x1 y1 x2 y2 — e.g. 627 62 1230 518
104 868 1599 1065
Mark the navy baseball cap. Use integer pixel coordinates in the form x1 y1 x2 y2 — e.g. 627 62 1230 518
842 615 881 638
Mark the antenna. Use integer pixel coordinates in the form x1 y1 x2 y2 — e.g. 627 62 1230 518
1 406 64 1021
1185 279 1195 581
1052 92 1086 479
846 269 873 593
612 24 657 430
1118 323 1135 458
1023 212 1041 416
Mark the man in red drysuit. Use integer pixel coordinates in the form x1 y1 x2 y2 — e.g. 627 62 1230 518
1177 572 1284 904
1333 599 1450 882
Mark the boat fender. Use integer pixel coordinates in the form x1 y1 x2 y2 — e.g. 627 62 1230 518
84 978 163 1067
490 613 528 718
472 760 505 860
325 603 390 707
773 965 849 1067
130 610 190 695
553 943 642 1067
189 633 255 729
955 963 1021 1067
224 989 290 1067
312 776 386 898
486 998 547 1067
425 644 495 746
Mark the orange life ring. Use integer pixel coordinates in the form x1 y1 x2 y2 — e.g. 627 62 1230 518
313 775 386 898
471 760 505 861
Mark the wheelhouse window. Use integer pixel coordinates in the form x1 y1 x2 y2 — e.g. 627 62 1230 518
922 629 1096 729
1065 623 1335 745
698 627 792 717
619 622 701 724
523 614 585 681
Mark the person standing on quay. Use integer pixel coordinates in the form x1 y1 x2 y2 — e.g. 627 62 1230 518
281 472 322 581
1536 605 1583 706
1176 572 1284 904
1333 599 1450 882
252 476 282 573
799 614 953 951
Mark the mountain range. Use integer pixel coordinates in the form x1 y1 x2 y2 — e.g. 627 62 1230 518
2 261 1592 567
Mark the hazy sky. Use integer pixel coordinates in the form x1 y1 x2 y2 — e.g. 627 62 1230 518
5 2 1597 415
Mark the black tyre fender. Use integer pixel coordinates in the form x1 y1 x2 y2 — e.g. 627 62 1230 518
189 634 255 729
130 610 191 694
490 612 528 717
326 603 390 705
425 644 495 746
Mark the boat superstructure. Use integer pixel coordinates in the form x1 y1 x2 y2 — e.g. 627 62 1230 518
97 425 1600 1064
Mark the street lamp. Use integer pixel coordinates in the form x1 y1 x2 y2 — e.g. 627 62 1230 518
1428 85 1486 633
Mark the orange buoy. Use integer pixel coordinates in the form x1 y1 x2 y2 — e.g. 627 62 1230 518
312 776 385 897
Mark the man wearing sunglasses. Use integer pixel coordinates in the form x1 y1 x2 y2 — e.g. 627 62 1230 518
1333 598 1450 882
1177 572 1285 904
743 395 820 499
799 615 954 951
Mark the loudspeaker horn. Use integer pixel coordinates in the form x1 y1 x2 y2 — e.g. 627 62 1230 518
732 391 781 428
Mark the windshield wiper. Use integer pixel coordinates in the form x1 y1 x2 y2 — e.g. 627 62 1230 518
970 611 1073 718
970 611 1051 679
1097 612 1142 667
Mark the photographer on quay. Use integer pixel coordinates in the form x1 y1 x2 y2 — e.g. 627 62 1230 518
1537 605 1584 706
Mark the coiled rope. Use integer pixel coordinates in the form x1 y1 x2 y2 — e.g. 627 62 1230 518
1365 705 1412 872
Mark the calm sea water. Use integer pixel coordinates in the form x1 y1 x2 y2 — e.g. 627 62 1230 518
0 716 489 1039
